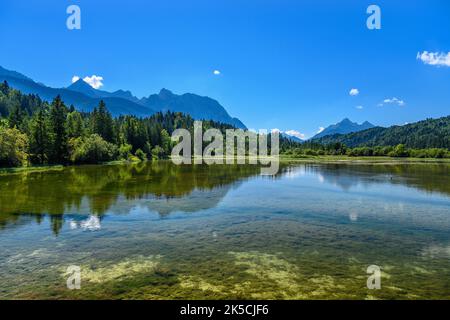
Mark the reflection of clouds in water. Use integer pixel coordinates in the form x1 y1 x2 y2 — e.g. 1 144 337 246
69 215 101 231
69 220 77 230
284 166 306 179
81 216 101 231
383 202 405 213
421 244 450 259
318 174 325 183
299 163 450 198
349 198 365 221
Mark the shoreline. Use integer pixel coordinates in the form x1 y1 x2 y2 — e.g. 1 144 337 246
1 156 449 176
280 155 450 165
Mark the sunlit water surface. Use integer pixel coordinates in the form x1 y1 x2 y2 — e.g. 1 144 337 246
0 162 449 299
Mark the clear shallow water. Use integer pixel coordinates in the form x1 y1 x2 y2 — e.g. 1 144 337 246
0 161 449 299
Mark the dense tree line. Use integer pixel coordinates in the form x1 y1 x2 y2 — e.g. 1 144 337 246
0 81 233 167
1 81 449 167
282 141 450 159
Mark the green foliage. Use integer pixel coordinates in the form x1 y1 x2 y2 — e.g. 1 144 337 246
91 100 115 143
69 134 117 164
29 109 51 164
151 145 164 160
160 129 172 156
388 144 408 157
8 103 25 129
0 118 8 128
0 81 46 118
1 84 448 167
283 143 450 159
0 126 29 167
314 116 450 149
135 148 147 161
119 116 148 152
49 95 69 163
143 142 153 160
67 111 84 139
119 143 133 160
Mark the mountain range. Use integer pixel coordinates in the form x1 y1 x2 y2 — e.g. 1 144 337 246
0 65 246 129
281 132 304 143
312 116 450 149
312 118 375 139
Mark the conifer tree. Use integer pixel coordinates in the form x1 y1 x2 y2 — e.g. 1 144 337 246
49 95 69 163
30 108 51 164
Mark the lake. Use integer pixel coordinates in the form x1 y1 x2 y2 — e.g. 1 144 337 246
0 161 449 299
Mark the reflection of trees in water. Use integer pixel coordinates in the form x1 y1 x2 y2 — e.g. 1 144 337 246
0 162 260 234
1 162 448 235
298 163 450 196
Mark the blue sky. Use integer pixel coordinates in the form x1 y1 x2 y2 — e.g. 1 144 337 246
0 0 449 138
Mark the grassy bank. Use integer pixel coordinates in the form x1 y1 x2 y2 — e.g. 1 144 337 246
280 155 450 164
0 157 155 176
0 165 65 176
1 156 449 176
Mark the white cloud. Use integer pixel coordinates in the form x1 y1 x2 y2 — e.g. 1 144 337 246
356 105 364 110
72 75 104 89
349 88 359 96
317 127 325 134
379 97 405 107
213 70 221 75
69 215 101 232
83 75 104 89
417 51 450 67
80 215 101 231
285 130 306 140
271 128 306 140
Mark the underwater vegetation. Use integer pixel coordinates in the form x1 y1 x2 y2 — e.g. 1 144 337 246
0 162 449 299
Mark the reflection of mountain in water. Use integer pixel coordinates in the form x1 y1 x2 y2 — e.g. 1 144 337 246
0 162 260 234
295 163 450 196
145 183 241 216
2 162 449 235
106 182 242 217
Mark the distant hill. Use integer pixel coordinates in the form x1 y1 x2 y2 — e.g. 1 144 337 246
312 118 375 139
281 132 304 143
0 69 154 117
0 65 33 81
313 116 450 149
140 89 246 129
67 79 142 103
0 65 246 128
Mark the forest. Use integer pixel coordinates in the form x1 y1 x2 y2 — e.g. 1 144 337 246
0 81 236 167
1 80 449 168
313 116 450 150
281 141 450 159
